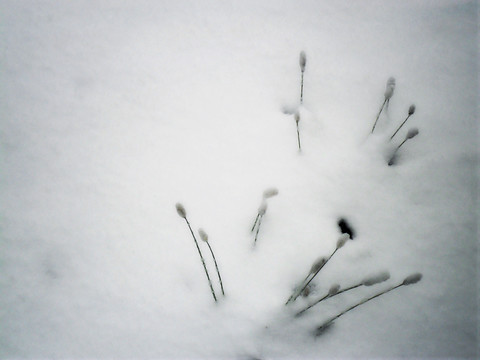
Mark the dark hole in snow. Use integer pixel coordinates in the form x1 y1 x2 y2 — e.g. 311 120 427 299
337 218 355 239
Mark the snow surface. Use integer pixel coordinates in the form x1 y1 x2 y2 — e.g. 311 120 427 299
0 0 478 358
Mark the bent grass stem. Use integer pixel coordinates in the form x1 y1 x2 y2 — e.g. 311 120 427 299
184 218 217 302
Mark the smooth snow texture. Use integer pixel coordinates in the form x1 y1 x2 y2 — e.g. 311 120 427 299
0 0 478 358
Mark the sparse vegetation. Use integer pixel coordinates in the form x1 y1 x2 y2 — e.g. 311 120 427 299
251 188 279 246
176 203 218 302
295 271 391 317
286 234 350 305
388 127 419 165
372 77 396 133
295 112 302 152
390 104 416 140
314 273 422 336
199 228 226 297
299 51 306 104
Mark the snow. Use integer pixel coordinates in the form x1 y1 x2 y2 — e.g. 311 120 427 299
0 0 478 358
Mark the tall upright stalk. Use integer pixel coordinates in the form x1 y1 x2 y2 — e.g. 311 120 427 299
176 203 217 302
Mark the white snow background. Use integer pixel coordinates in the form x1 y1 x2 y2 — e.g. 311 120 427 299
1 0 478 358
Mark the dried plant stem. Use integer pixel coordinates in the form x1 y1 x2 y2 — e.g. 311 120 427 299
296 248 337 297
300 71 305 104
295 283 362 317
371 98 387 133
315 283 403 335
285 271 317 305
184 218 217 302
395 138 409 151
314 273 421 336
390 114 411 140
205 241 225 296
251 213 260 232
254 214 264 245
296 121 302 151
287 248 339 305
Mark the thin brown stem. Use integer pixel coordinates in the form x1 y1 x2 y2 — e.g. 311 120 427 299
300 71 304 104
288 248 338 304
315 283 403 335
390 114 411 140
296 283 362 316
296 121 302 151
205 241 225 296
185 218 217 302
254 214 264 245
371 98 387 133
251 213 260 232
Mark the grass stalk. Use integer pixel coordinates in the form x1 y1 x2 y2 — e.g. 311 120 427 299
390 105 416 140
176 203 217 302
295 112 301 152
199 229 225 297
251 213 260 232
254 214 264 245
295 271 390 317
371 77 396 133
314 273 422 336
388 128 419 166
299 51 306 104
286 235 349 305
371 98 387 133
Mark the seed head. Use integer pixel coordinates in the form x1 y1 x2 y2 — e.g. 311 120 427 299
175 203 187 219
384 77 396 99
310 257 327 273
263 187 279 199
336 234 349 249
408 104 416 115
387 76 396 88
198 228 209 242
294 112 300 123
402 273 422 285
299 51 306 72
406 128 419 139
328 284 340 296
258 201 268 215
362 271 391 286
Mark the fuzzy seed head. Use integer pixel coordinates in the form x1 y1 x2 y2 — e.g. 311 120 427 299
328 284 340 296
299 51 306 72
384 77 396 99
258 201 268 215
294 112 300 123
198 228 209 242
384 86 394 99
362 271 391 286
336 234 349 249
175 203 187 218
406 128 419 139
263 187 279 199
408 104 416 115
310 257 327 273
402 273 422 285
